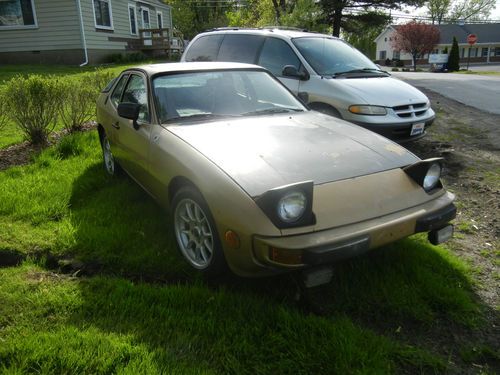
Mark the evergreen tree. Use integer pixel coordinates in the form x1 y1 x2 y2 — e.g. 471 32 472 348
448 36 460 71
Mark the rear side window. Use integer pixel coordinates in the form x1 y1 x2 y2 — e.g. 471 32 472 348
184 34 223 62
218 34 265 63
258 38 301 77
110 74 129 107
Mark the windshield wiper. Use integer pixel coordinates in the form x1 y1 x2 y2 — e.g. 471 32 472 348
242 107 303 116
333 68 389 78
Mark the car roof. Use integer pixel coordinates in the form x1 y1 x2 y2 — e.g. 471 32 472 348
197 27 336 40
124 62 266 76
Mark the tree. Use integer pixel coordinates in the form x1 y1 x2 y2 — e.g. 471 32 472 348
391 21 440 71
447 36 460 71
425 0 496 24
343 15 390 59
319 0 425 37
427 0 451 24
448 0 496 21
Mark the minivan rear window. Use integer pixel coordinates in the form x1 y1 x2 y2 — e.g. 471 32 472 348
218 34 265 63
184 34 223 62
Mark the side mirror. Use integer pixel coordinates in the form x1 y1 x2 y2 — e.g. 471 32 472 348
282 65 309 80
118 102 141 130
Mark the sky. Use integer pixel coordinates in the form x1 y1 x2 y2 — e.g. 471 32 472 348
398 0 500 23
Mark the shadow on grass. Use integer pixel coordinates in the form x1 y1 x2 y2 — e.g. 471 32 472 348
56 161 497 372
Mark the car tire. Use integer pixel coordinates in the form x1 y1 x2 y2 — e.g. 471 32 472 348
100 132 121 176
172 186 227 276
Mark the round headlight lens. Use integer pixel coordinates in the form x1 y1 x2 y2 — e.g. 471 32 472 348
423 163 441 191
277 191 307 223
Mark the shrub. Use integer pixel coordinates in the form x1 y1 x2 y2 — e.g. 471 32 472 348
109 52 148 64
83 68 116 96
396 59 405 67
4 75 64 145
385 58 392 66
0 86 8 131
391 67 400 72
58 77 96 132
448 37 460 72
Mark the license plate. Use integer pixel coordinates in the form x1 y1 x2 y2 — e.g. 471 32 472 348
410 123 425 136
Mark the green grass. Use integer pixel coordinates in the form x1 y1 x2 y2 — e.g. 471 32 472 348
0 263 447 374
0 130 490 373
457 70 500 76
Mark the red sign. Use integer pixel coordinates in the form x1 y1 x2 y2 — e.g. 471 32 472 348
467 34 477 45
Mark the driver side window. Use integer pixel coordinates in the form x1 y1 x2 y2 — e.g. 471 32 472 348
121 74 150 122
258 38 301 77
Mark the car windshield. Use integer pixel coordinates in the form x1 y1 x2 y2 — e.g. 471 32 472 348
292 37 382 76
153 70 306 123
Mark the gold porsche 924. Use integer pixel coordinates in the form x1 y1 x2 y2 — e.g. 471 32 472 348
96 62 456 284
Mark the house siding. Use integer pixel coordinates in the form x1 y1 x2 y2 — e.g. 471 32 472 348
0 0 172 64
0 0 81 53
81 0 172 51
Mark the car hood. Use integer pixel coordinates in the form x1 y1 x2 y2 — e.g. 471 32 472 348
331 76 429 106
168 112 419 197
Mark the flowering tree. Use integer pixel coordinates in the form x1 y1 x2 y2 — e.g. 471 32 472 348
391 21 440 71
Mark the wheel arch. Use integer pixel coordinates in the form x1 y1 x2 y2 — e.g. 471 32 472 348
308 102 342 118
168 176 199 204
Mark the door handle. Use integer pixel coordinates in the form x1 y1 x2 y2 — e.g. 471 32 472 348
112 121 120 129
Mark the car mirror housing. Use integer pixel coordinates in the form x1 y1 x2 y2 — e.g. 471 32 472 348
117 102 142 130
282 65 309 81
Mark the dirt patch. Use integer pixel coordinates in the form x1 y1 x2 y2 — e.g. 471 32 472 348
400 88 500 373
0 122 97 171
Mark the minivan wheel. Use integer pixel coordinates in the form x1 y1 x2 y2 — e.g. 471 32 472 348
172 186 227 276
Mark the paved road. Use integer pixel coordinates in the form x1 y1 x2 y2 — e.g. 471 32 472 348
390 70 500 115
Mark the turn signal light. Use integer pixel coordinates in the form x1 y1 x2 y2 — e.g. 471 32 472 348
224 230 240 249
269 247 303 265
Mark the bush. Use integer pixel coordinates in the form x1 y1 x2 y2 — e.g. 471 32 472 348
448 37 460 72
4 75 64 145
83 69 116 96
391 68 400 72
109 52 148 64
0 86 8 131
396 59 405 67
385 58 392 66
58 77 96 132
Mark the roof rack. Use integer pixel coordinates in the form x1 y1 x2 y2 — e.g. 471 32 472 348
262 26 309 32
204 26 311 33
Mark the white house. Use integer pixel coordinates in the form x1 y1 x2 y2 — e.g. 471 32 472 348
374 22 500 65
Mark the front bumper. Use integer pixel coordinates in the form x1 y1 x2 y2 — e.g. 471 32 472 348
351 116 435 143
252 192 455 270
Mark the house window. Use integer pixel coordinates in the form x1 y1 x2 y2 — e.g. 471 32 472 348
0 0 36 28
469 48 477 57
93 0 113 30
156 11 163 29
482 47 488 57
379 50 386 60
393 50 400 60
495 47 500 56
128 4 137 35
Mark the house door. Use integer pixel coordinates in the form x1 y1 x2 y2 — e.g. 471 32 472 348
142 8 151 46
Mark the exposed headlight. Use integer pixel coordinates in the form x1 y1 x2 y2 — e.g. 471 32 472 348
403 158 443 194
423 163 441 191
277 191 307 223
349 105 387 115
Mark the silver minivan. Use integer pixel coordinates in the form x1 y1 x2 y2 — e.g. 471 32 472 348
181 28 435 142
